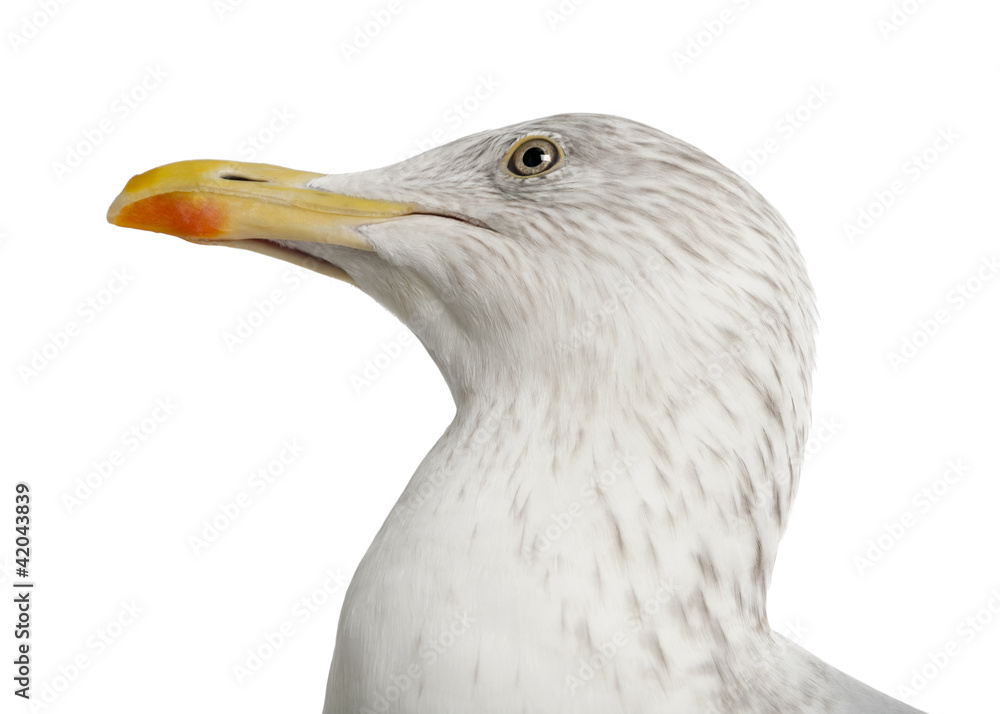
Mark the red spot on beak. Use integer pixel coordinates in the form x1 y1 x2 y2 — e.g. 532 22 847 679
114 192 227 239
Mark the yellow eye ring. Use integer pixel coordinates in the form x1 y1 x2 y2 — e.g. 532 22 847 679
503 136 563 177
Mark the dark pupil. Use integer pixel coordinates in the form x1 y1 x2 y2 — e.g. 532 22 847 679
522 146 546 168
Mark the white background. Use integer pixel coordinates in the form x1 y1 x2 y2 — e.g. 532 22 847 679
2 0 998 712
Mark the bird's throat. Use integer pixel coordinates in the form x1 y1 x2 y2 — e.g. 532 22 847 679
371 390 778 631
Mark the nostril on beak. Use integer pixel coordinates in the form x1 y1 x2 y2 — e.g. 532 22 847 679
220 174 267 182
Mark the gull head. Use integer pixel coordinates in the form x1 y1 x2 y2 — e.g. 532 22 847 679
108 113 815 416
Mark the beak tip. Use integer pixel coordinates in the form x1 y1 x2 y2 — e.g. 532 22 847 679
106 192 128 227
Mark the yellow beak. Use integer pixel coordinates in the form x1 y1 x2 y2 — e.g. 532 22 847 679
107 159 418 282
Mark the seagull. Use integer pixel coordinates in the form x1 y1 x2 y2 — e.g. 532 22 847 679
108 113 927 714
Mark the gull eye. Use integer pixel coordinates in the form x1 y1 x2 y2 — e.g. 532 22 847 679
506 137 562 177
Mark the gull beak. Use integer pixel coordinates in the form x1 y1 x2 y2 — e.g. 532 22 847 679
107 159 418 283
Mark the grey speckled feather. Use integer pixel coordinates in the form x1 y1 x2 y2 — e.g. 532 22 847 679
267 114 926 714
